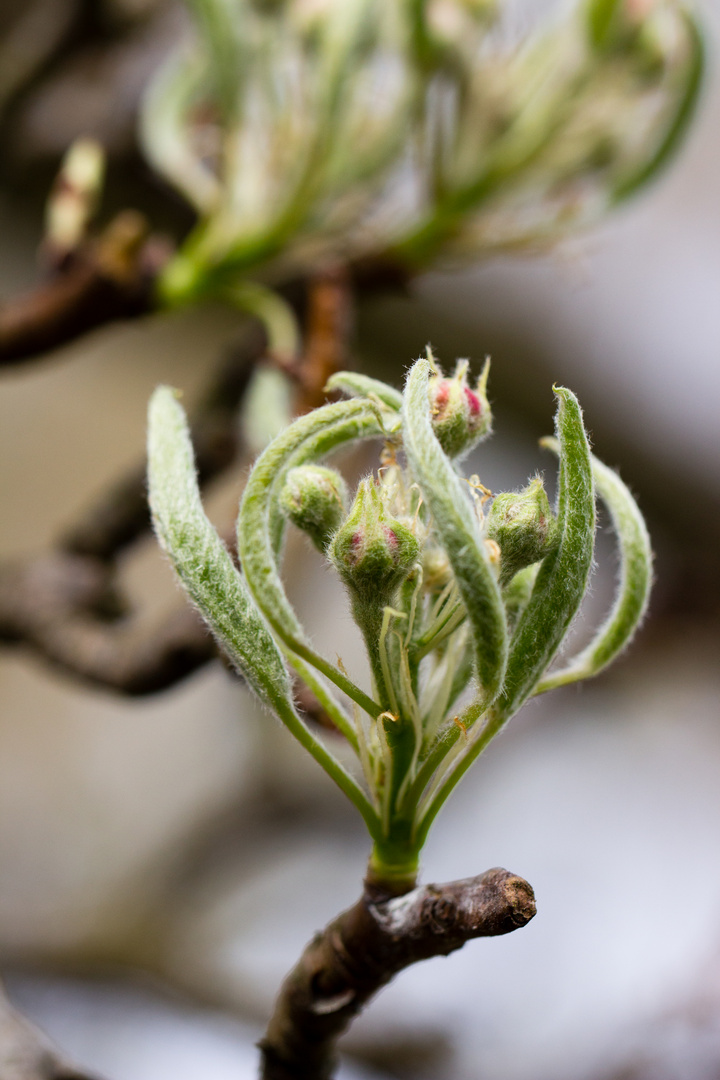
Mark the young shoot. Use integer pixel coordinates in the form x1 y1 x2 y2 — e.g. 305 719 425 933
148 353 652 892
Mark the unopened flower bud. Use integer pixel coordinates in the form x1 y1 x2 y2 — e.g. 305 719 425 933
279 465 348 551
428 358 492 459
486 477 558 585
330 478 419 605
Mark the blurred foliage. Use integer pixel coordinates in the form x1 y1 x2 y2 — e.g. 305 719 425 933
142 0 704 304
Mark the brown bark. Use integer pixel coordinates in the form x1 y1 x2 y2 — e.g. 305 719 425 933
290 267 353 413
0 549 218 694
0 256 405 692
259 866 536 1080
0 323 265 693
0 212 164 367
61 320 265 560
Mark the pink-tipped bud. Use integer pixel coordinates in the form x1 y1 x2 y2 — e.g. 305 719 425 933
329 478 419 606
428 358 492 458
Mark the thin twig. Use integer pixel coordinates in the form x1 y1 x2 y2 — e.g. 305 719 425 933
0 211 165 367
62 320 265 559
259 866 536 1080
280 266 353 413
0 323 266 692
0 549 217 694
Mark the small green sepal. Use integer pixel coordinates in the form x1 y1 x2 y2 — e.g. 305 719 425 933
487 477 558 586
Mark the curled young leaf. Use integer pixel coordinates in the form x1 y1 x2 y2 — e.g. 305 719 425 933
237 396 391 717
326 371 404 412
148 386 380 833
534 438 653 693
147 385 291 711
402 358 507 711
412 386 596 847
493 386 595 721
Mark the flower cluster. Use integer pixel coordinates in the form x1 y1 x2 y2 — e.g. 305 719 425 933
148 355 652 887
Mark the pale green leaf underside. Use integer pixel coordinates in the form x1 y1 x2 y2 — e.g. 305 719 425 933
147 386 379 832
148 385 291 709
402 358 508 710
494 386 596 720
237 396 391 718
326 371 403 412
534 437 653 693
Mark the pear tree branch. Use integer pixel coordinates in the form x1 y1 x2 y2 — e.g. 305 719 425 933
260 866 536 1080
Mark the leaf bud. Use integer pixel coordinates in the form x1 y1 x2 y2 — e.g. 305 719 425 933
428 358 492 459
279 465 348 551
486 477 558 585
329 478 420 605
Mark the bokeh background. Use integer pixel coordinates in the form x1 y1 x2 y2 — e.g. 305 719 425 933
1 1 719 1078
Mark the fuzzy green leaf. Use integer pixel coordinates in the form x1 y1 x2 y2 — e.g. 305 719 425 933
237 396 391 717
493 386 595 720
413 386 596 846
534 439 652 693
402 359 507 710
147 385 291 710
326 371 403 412
148 386 380 834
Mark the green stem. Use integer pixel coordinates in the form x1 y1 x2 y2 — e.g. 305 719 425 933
271 691 382 840
414 602 466 660
368 818 420 893
355 598 394 712
283 650 360 752
413 709 504 850
399 684 487 818
223 280 300 361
